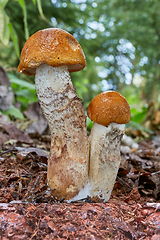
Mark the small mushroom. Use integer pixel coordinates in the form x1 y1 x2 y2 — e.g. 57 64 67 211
18 28 89 200
87 91 131 202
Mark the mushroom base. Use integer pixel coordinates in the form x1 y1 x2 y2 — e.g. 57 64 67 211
89 122 125 202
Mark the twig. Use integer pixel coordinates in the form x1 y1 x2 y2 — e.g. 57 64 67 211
29 230 38 240
117 176 133 190
0 149 17 156
5 67 18 72
118 205 123 222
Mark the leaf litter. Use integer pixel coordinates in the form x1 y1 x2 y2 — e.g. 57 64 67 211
0 119 160 239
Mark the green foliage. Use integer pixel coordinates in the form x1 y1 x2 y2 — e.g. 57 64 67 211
0 0 48 55
8 23 20 57
9 73 37 111
0 0 9 9
128 121 153 135
86 116 93 131
1 73 37 120
18 0 29 40
131 107 147 124
3 105 24 120
0 2 10 46
36 0 48 22
0 0 159 129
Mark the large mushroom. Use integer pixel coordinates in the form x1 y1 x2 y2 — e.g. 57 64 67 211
18 28 89 200
87 91 131 202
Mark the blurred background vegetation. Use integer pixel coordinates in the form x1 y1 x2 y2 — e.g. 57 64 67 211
0 0 160 133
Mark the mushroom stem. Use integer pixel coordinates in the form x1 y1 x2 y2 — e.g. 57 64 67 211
35 63 89 200
89 122 125 202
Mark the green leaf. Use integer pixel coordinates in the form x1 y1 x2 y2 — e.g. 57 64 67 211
131 111 146 123
8 74 36 90
8 23 20 57
36 0 48 22
32 0 36 5
18 0 29 40
17 0 24 11
16 89 37 105
4 139 17 145
0 9 10 45
15 89 36 97
0 0 9 9
4 105 24 119
129 120 153 134
131 106 147 123
86 116 93 131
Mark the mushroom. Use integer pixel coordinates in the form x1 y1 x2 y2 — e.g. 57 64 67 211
87 91 131 202
18 28 89 200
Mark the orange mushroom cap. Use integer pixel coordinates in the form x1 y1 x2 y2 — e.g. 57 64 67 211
17 28 86 76
87 91 131 127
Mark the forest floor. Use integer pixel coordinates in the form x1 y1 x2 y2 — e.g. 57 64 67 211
0 119 160 240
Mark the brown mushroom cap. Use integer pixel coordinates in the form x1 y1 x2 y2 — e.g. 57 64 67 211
87 91 131 127
17 28 86 75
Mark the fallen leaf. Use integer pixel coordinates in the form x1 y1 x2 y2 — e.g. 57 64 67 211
24 102 48 135
16 147 48 163
0 85 14 111
0 66 10 86
0 122 32 147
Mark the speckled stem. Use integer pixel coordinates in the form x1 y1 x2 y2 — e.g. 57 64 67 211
35 63 89 200
89 122 125 202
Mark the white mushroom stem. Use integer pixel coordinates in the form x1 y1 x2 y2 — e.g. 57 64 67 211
35 63 89 200
89 122 125 202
